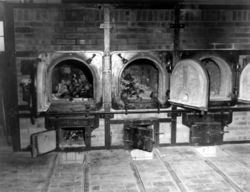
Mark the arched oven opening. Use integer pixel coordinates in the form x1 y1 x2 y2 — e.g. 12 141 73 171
51 59 94 101
119 59 162 109
198 55 233 105
202 58 221 98
37 52 103 112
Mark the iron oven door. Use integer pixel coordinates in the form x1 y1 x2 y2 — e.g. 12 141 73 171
238 61 250 103
169 59 209 111
31 130 56 157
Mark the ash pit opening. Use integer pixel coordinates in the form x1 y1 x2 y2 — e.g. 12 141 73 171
60 127 86 148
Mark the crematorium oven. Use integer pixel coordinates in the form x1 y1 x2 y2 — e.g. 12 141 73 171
30 49 250 156
31 51 102 156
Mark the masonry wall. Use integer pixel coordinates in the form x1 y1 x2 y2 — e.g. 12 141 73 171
14 7 104 53
110 9 174 50
224 112 250 141
14 7 250 55
180 9 250 50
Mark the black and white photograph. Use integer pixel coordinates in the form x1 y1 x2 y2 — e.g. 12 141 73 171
1 0 250 191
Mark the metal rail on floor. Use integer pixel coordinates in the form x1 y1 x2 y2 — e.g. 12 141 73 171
154 148 188 192
43 154 59 192
204 159 244 192
83 153 90 192
130 161 147 192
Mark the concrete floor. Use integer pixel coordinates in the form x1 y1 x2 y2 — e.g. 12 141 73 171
1 144 250 192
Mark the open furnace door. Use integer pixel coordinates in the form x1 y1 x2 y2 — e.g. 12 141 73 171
36 57 51 112
31 130 56 157
169 59 209 110
238 62 250 103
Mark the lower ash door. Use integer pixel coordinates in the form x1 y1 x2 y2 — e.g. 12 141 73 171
190 122 223 145
124 122 154 152
31 130 56 157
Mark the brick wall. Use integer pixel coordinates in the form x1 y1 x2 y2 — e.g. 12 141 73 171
110 8 250 51
14 6 250 55
180 9 250 50
91 119 105 147
176 117 190 143
224 112 250 141
111 9 174 50
14 7 104 53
